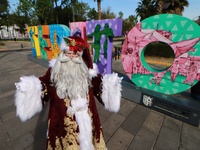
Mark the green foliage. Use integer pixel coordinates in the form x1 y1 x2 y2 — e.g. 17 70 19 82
122 15 137 35
118 11 123 19
3 0 183 37
87 8 98 20
162 0 189 15
0 0 9 26
34 0 54 24
135 0 157 21
73 1 90 21
144 42 175 58
101 7 116 19
135 0 189 21
0 0 9 16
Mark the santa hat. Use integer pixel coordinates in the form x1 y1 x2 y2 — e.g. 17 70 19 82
60 36 93 70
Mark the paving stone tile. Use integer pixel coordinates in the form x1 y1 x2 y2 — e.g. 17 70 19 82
0 79 9 87
128 111 164 150
144 110 164 133
8 106 49 140
0 117 2 125
1 110 16 122
121 105 150 136
0 97 13 110
153 116 182 150
106 127 134 150
118 98 137 117
0 105 15 117
24 136 47 150
97 102 113 123
30 121 48 140
0 132 11 148
1 132 34 150
0 83 15 93
0 90 15 99
180 123 200 150
102 113 126 142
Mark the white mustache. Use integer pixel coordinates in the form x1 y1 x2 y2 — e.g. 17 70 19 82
59 55 82 64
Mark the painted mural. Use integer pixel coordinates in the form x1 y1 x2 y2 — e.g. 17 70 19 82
86 18 122 74
28 24 70 60
122 14 200 94
70 22 87 42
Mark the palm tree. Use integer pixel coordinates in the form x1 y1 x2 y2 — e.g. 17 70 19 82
163 0 189 15
135 0 157 21
156 0 164 14
94 0 102 20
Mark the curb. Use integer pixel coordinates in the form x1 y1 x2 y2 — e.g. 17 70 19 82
0 48 32 53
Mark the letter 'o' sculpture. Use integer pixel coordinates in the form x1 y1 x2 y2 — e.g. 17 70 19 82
122 14 200 94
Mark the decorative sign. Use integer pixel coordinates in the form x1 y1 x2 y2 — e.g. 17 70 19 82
122 14 200 94
86 19 122 74
70 22 87 41
28 24 70 60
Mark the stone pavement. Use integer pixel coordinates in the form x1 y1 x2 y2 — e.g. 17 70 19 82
0 41 200 150
0 40 32 51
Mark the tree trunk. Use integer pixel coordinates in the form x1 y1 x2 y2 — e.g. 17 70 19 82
157 0 164 14
97 1 101 20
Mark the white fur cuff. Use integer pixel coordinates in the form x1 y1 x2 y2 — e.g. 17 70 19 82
101 73 123 112
89 63 99 79
15 75 43 122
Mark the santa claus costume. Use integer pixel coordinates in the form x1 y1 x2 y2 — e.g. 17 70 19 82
15 36 122 150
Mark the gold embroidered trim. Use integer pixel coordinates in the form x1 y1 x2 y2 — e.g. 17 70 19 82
41 83 48 99
47 96 106 149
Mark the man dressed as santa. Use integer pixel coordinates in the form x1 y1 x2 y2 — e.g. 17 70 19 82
15 36 122 150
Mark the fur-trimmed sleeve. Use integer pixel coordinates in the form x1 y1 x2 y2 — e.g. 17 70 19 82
15 75 43 122
101 73 123 113
15 68 51 122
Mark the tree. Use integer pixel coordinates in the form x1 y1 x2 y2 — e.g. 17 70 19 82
94 0 102 20
73 1 90 21
156 0 164 14
194 16 200 26
87 8 98 20
34 0 54 24
135 0 157 21
122 15 137 35
16 0 37 24
162 0 189 15
0 0 9 27
118 11 123 19
101 7 116 19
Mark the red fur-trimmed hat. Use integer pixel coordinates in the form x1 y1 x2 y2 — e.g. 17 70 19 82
60 36 93 69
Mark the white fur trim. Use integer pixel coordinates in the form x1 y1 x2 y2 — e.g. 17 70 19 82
102 73 123 113
49 58 57 67
15 75 43 122
89 63 99 79
60 39 69 52
69 96 94 150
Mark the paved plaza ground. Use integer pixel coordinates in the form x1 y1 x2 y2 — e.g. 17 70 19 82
0 41 200 150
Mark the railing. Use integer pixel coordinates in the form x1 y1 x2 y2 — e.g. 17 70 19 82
88 37 124 60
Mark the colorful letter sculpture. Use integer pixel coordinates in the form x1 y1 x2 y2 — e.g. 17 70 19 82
70 22 87 42
28 24 70 60
86 19 122 74
122 14 200 94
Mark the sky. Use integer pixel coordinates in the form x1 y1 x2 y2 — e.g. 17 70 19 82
9 0 200 21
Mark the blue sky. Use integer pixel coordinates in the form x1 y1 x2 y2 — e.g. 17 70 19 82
9 0 199 20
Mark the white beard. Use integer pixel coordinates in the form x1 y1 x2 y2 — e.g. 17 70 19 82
50 52 90 99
